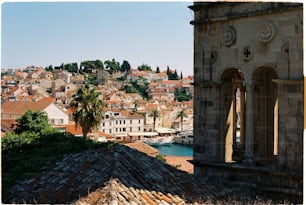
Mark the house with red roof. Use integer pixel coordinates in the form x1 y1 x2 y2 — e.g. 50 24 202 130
1 101 69 126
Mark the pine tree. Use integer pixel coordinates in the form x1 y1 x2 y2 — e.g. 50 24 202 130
156 66 160 73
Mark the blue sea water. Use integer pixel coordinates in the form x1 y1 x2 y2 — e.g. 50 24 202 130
151 143 193 156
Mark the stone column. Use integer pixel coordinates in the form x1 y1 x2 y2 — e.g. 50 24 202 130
243 81 255 164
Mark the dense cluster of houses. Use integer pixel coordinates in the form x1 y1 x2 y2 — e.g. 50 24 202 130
1 66 194 142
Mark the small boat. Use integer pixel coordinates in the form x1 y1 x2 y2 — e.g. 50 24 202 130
144 136 174 146
174 131 193 145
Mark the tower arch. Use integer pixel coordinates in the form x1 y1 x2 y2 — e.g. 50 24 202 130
220 68 245 162
252 67 278 165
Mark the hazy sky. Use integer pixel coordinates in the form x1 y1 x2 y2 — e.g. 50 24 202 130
1 2 194 76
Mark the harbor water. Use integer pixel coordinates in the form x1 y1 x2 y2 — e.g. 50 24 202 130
151 143 193 157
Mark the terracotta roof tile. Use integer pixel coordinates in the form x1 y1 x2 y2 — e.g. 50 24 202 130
99 132 113 139
65 124 83 136
1 119 17 132
1 101 52 116
7 144 273 204
146 103 158 110
39 97 56 102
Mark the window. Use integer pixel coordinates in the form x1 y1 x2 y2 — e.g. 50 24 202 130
139 120 141 124
130 127 132 132
124 120 126 124
109 129 112 134
123 128 126 132
60 119 64 124
130 120 132 124
138 127 141 131
105 115 109 119
116 128 118 132
103 122 105 127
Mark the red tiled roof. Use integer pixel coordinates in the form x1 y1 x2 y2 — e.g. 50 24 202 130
156 72 167 77
3 76 13 81
1 101 52 116
7 144 276 204
15 72 25 76
162 80 182 86
39 97 56 102
65 124 83 136
146 103 158 110
183 100 193 108
99 132 113 139
120 110 142 118
185 109 193 114
1 119 17 132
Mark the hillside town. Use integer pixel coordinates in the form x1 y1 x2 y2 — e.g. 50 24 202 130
2 2 304 204
1 65 194 144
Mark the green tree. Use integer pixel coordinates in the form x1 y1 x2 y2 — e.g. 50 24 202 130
63 63 78 73
149 109 160 131
70 84 105 139
94 60 104 70
180 71 183 80
2 110 58 150
15 110 50 134
174 69 178 79
80 61 93 73
120 60 131 72
138 64 152 71
156 66 160 73
80 60 103 73
124 77 149 99
104 58 120 74
166 66 170 75
176 110 187 132
174 88 192 102
166 66 179 80
124 85 139 93
45 65 54 71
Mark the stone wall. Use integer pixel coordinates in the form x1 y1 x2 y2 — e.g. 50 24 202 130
190 2 303 181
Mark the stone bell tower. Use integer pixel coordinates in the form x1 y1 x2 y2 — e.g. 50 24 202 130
190 2 303 195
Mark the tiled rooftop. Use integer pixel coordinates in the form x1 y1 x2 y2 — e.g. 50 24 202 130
1 101 52 115
8 144 257 204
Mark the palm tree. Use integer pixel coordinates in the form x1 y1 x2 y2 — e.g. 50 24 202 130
176 110 187 132
70 84 104 139
149 109 160 131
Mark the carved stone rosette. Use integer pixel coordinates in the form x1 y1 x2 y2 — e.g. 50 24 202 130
220 26 236 46
257 22 275 42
